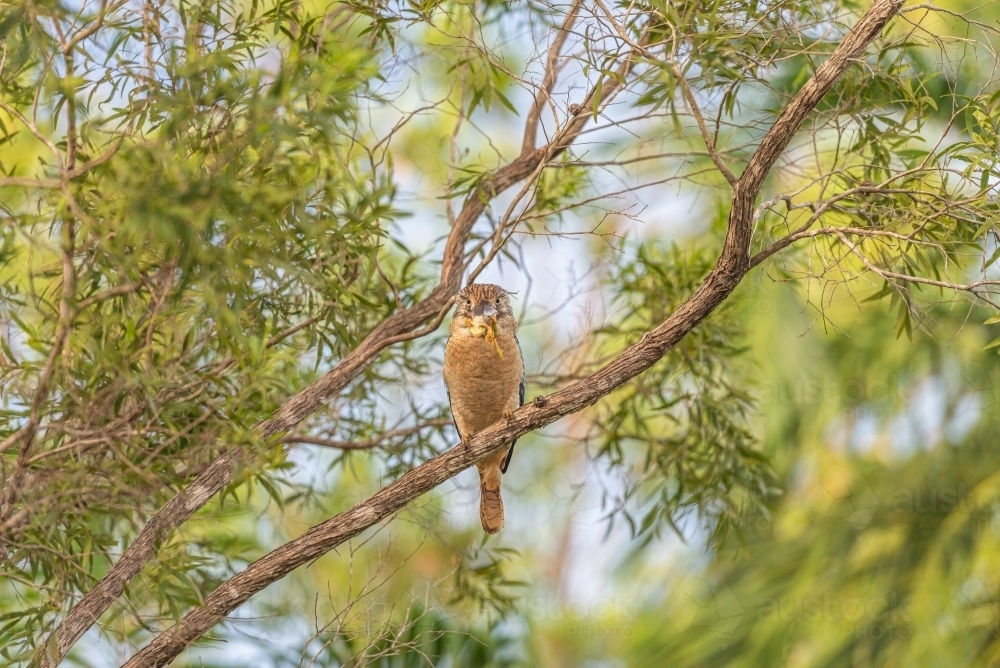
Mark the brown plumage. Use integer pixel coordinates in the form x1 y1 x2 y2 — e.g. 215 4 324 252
443 284 525 534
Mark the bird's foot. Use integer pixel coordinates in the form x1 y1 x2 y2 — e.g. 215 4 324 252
503 408 513 425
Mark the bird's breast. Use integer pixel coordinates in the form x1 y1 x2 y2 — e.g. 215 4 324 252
444 333 523 437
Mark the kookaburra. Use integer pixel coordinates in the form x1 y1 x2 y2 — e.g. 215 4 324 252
443 284 525 534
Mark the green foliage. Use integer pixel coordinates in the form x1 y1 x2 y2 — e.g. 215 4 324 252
620 285 1000 668
2 0 1000 664
590 241 771 545
0 0 396 660
288 604 520 668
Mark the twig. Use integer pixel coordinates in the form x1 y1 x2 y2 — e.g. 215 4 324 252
281 419 454 451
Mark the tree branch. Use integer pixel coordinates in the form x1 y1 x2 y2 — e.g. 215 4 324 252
119 2 905 664
0 176 62 189
44 21 633 664
521 1 582 155
280 419 454 451
833 229 1000 296
674 66 739 186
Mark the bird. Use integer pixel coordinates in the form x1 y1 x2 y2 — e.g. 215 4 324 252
443 283 525 534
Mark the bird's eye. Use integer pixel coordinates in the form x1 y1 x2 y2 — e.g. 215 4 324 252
495 298 501 305
465 298 472 306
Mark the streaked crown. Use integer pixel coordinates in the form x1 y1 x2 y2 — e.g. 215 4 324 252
454 283 516 321
459 283 508 303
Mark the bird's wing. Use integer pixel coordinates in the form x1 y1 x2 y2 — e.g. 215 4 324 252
444 342 462 441
445 383 461 441
501 336 525 474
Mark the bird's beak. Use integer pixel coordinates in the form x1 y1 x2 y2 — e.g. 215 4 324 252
473 302 498 318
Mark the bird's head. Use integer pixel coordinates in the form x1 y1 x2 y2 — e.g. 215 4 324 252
452 284 517 339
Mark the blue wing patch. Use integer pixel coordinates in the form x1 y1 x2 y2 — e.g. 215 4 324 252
446 384 461 441
500 336 525 474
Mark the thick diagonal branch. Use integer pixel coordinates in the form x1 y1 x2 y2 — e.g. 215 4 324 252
121 2 904 665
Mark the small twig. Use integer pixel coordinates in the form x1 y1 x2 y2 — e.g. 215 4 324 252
281 419 454 451
672 65 739 186
75 282 140 310
521 0 582 154
835 229 1000 295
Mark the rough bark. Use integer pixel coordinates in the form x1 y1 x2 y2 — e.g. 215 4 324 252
119 1 904 665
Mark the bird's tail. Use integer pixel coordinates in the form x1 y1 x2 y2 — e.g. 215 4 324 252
478 462 504 534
